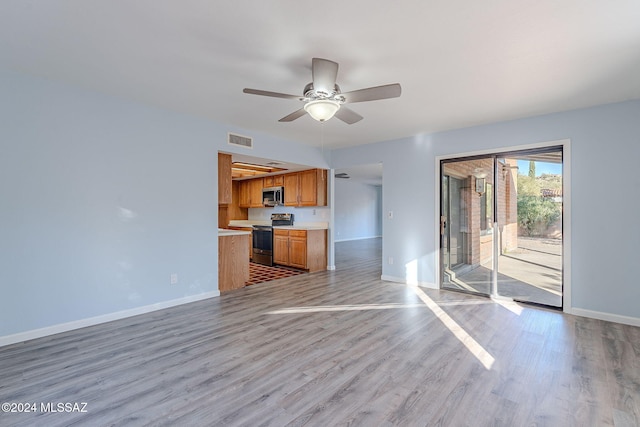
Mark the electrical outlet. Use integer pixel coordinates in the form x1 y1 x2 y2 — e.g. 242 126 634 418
388 257 394 265
170 273 178 285
388 211 393 219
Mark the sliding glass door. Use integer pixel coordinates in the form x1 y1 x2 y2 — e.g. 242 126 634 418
440 147 563 308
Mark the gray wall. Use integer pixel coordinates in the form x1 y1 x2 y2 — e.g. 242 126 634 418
331 100 640 322
0 70 328 338
334 180 382 242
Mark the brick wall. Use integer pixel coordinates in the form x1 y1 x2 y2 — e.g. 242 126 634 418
443 157 518 267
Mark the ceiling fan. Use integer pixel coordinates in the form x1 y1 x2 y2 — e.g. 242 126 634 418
243 58 401 124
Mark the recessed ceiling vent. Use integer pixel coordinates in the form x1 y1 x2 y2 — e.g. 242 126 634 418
228 132 253 149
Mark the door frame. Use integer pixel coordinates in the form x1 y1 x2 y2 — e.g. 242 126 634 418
434 139 572 312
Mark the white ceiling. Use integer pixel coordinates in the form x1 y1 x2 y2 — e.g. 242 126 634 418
1 1 639 150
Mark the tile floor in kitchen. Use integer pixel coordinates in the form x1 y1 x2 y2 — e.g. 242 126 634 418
246 262 306 286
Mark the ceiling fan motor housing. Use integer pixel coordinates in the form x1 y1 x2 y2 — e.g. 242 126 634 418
303 83 344 103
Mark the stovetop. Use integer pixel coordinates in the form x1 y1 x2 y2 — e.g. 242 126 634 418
271 213 294 226
251 213 294 229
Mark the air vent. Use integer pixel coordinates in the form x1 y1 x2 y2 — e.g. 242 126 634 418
228 132 253 149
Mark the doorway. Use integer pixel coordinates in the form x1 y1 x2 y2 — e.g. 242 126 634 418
440 147 563 308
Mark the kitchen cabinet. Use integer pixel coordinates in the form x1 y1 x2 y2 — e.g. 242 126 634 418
238 180 250 207
238 178 264 208
283 174 299 206
284 169 327 207
274 229 305 268
218 153 232 204
273 231 290 266
264 175 284 187
250 179 263 207
226 181 248 222
273 228 327 272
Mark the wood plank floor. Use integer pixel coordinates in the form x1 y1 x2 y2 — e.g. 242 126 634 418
1 238 639 426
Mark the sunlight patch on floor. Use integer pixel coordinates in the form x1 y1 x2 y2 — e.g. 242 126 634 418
493 298 524 315
267 303 425 314
267 299 495 315
409 285 495 370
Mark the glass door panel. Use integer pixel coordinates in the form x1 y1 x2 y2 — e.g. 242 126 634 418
441 158 494 296
495 151 563 307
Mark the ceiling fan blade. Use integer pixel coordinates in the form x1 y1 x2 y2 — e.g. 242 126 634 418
334 106 363 124
278 108 307 122
341 83 401 103
312 58 339 94
243 88 300 100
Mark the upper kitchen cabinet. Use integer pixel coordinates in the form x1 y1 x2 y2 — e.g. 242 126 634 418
218 153 232 205
238 178 264 208
284 169 327 207
264 175 284 188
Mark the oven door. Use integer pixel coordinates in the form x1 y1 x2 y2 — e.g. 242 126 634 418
252 226 273 266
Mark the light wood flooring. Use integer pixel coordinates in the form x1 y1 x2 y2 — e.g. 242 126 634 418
1 238 639 426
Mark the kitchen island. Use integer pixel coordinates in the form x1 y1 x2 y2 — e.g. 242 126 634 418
218 229 250 292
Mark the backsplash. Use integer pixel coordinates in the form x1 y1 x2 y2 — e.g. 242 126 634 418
248 205 331 223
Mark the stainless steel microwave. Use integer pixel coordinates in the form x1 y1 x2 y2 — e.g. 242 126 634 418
262 186 284 207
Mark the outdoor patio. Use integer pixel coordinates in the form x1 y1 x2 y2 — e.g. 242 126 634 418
444 237 562 307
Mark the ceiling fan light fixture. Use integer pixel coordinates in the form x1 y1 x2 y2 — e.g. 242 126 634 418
304 99 340 122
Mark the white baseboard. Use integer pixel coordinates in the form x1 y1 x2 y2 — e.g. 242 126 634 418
380 275 438 289
0 291 220 348
567 307 640 327
326 265 336 271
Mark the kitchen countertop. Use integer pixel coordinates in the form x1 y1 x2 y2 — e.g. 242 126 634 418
218 228 251 236
228 220 328 230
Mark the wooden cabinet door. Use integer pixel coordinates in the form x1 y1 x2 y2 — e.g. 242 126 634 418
238 180 250 207
284 173 300 206
264 175 284 188
289 236 307 269
250 178 264 207
316 169 327 206
273 234 289 265
298 169 318 206
218 153 232 204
